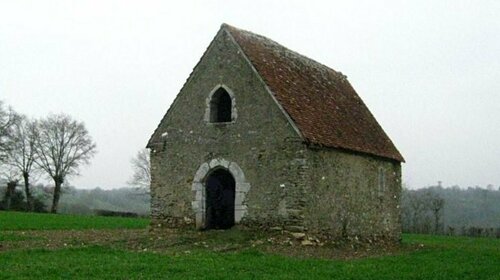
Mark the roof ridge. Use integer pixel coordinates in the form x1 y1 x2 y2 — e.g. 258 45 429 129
223 24 404 162
222 24 347 82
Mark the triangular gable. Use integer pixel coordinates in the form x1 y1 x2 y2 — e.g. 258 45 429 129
147 26 301 149
148 24 404 163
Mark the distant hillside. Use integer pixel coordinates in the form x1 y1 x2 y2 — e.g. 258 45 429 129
1 185 150 216
432 186 500 228
57 187 150 216
402 186 500 235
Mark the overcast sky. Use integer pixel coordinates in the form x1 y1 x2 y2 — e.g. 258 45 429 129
1 0 499 189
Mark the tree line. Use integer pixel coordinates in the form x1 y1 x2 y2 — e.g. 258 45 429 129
0 100 96 213
0 183 150 216
402 184 500 237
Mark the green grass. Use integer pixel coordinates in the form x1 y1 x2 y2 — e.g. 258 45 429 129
1 237 499 280
0 211 499 279
0 211 149 230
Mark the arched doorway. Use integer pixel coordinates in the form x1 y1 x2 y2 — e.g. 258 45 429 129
192 159 250 229
205 169 235 229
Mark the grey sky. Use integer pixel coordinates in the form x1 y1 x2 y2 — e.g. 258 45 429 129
1 0 499 189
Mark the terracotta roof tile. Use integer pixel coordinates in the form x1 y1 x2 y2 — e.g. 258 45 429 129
224 24 404 162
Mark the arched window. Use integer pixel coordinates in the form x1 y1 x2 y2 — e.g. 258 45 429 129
209 87 232 123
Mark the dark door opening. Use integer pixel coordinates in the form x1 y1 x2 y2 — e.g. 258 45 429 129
209 87 232 123
205 169 235 229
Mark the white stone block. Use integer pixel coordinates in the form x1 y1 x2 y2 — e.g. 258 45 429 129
191 182 203 191
235 191 246 205
234 204 248 211
209 158 220 168
229 162 246 182
196 212 205 229
219 158 230 168
195 190 203 201
234 209 247 222
193 163 209 183
237 182 250 193
191 200 200 211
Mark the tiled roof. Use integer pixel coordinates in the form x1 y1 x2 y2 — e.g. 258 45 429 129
224 24 404 162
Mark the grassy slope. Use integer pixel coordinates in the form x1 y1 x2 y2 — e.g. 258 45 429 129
0 211 499 279
0 211 149 230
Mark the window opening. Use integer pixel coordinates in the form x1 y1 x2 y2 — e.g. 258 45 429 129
209 87 232 123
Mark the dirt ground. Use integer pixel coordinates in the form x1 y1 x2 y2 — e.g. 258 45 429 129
0 228 420 260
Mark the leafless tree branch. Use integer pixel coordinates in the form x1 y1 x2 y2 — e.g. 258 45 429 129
127 148 150 194
0 101 18 163
34 113 97 213
3 115 40 210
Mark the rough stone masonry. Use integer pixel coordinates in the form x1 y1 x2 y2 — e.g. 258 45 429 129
147 24 404 244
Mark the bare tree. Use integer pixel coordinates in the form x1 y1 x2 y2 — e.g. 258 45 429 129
429 194 445 234
34 114 97 213
5 116 39 211
0 101 17 163
127 148 151 193
407 192 428 232
402 186 446 234
0 164 21 210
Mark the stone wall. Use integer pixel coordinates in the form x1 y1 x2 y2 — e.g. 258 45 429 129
303 148 402 242
149 29 305 230
148 28 402 243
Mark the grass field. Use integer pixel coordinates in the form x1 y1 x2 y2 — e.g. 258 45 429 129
1 211 499 279
0 211 149 230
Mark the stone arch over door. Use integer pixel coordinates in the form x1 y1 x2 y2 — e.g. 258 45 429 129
191 159 250 229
